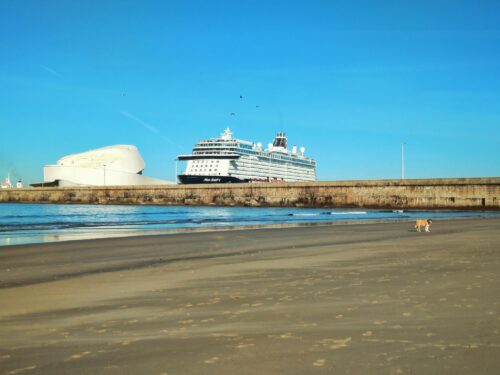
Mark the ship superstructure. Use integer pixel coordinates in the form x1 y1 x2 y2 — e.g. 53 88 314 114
177 128 316 184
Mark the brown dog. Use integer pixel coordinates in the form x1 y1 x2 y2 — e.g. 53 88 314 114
415 219 432 232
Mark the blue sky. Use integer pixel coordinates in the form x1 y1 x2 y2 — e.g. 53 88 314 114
1 0 499 184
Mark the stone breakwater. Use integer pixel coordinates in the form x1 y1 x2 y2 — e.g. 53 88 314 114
0 178 499 210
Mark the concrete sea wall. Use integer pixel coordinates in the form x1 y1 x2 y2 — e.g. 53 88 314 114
0 178 499 210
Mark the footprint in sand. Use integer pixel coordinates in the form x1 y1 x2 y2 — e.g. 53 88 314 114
8 365 37 374
201 318 216 323
330 337 352 349
178 319 194 325
197 298 221 306
319 337 352 350
236 343 255 349
204 357 219 364
70 351 91 360
313 359 325 367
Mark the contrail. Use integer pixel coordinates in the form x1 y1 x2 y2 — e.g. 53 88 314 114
41 65 63 79
120 110 160 134
119 110 182 150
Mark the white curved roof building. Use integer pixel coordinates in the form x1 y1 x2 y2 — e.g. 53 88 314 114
38 145 172 186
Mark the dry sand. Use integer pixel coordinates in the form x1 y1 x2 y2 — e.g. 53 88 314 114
0 219 499 374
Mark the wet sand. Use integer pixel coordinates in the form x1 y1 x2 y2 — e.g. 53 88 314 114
1 219 500 374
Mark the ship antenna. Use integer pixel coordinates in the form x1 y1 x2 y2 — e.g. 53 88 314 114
221 127 232 140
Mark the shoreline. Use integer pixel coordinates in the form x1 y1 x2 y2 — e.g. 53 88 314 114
1 215 498 248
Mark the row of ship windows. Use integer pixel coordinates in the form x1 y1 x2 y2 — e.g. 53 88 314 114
236 171 315 176
232 171 315 176
232 163 315 172
191 160 220 164
191 172 223 175
230 168 315 176
231 170 315 177
235 161 315 169
194 144 312 158
192 151 315 165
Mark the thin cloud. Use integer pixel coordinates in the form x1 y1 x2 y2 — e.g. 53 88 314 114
41 65 63 79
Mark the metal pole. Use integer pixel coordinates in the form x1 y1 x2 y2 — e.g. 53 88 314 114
103 164 106 186
401 142 405 179
175 159 178 183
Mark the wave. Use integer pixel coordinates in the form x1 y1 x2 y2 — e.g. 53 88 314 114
321 211 368 215
288 211 369 217
0 210 194 220
0 216 288 232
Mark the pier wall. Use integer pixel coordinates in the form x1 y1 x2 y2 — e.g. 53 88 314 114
0 178 499 210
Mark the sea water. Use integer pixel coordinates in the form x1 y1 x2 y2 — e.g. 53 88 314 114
0 203 499 246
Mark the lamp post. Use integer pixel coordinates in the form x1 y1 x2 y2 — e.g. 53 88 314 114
401 142 406 179
175 159 178 183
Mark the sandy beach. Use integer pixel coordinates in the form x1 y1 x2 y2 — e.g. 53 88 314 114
1 219 499 374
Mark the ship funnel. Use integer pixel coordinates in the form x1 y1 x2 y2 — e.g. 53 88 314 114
292 145 297 154
272 132 287 149
300 146 305 155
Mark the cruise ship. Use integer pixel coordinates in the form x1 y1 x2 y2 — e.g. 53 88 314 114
177 128 316 184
